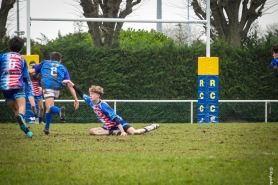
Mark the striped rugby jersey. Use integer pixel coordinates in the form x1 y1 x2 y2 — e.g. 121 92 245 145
0 52 28 90
83 94 128 129
31 79 42 96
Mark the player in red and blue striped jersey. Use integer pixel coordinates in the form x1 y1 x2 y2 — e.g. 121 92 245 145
29 52 79 135
62 80 159 136
29 61 44 124
25 74 39 123
0 36 33 138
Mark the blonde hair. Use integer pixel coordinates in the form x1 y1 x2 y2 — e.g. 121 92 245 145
89 85 104 97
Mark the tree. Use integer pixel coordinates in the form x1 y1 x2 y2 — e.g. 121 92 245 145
0 0 16 46
119 28 174 50
162 23 204 45
79 0 142 47
266 22 278 34
190 0 278 47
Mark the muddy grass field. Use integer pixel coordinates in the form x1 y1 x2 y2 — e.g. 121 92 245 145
0 123 277 185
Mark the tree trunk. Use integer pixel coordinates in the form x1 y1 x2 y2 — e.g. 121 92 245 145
191 0 267 47
79 0 141 47
0 0 16 45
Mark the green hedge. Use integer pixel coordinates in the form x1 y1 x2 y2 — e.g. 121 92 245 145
1 32 278 122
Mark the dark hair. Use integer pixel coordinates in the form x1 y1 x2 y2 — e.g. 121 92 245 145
9 36 25 52
29 60 36 65
50 52 62 61
272 44 278 53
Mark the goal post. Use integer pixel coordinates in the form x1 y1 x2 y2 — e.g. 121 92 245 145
25 0 216 123
25 0 211 56
197 57 219 123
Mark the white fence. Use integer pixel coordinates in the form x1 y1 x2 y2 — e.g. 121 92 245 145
98 100 278 123
1 100 276 123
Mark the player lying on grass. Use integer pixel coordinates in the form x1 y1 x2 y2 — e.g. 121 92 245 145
62 80 159 136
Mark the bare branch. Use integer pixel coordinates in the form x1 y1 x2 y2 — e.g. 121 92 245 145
77 0 144 47
190 0 278 46
0 0 16 44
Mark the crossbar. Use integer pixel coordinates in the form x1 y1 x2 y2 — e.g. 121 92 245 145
30 17 207 24
26 0 211 57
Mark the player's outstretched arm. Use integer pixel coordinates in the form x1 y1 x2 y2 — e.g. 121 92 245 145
62 80 84 100
66 83 79 110
62 80 74 87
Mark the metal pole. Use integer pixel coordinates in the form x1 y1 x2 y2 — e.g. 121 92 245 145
265 101 267 123
156 0 162 33
206 0 210 57
190 101 193 123
16 0 19 36
187 0 191 46
31 17 207 24
26 0 31 55
114 101 117 114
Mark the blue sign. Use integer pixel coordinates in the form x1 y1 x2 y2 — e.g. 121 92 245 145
197 75 219 123
25 96 39 124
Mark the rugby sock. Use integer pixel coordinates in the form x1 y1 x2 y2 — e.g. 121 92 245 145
20 114 31 133
24 127 31 133
45 113 53 130
39 117 43 123
18 113 24 120
50 106 60 114
21 114 30 134
109 130 114 135
144 125 154 132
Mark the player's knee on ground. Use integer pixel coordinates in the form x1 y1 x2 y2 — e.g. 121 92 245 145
89 128 98 135
127 131 136 135
126 127 137 135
